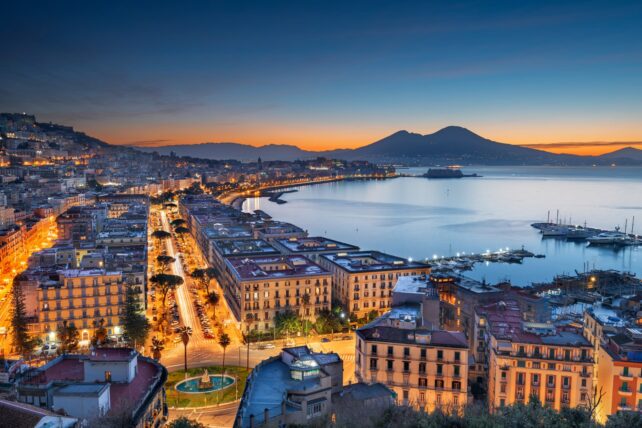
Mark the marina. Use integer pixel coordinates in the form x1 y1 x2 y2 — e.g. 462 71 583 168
424 247 544 272
532 213 641 247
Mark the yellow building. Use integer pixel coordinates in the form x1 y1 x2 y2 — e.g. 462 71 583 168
477 300 593 411
223 255 332 332
593 328 642 423
356 306 470 411
319 251 431 319
23 269 130 344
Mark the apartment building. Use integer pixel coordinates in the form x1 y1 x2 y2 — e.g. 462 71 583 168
222 255 332 332
356 307 470 411
477 300 594 411
16 348 167 427
236 346 392 428
319 251 430 319
21 269 131 343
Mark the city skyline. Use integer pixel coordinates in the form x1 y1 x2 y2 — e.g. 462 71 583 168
2 1 642 155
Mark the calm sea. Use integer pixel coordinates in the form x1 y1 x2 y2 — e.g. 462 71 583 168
243 166 642 286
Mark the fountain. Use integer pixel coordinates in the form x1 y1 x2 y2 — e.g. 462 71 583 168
175 370 235 394
198 369 213 389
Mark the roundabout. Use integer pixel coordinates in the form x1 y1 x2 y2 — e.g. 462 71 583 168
166 366 249 408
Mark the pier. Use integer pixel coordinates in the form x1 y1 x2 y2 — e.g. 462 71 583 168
424 247 544 272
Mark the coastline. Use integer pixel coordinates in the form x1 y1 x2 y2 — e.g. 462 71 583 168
218 175 394 211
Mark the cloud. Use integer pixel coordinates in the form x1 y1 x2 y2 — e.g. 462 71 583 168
522 141 642 149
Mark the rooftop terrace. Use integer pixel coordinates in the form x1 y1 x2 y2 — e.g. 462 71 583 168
227 255 329 281
321 250 429 273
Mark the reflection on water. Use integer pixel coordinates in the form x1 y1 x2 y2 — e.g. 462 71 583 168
244 166 642 286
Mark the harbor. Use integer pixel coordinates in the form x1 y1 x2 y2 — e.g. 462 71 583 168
423 247 544 272
532 212 641 247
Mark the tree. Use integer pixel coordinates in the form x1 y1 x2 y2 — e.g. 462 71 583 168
367 309 379 322
57 320 79 354
179 326 192 372
120 283 150 347
218 333 231 376
150 336 164 361
11 278 36 356
150 274 184 307
245 313 254 371
606 411 642 428
170 219 186 228
156 255 176 272
584 385 605 421
174 226 190 235
151 229 171 241
91 318 108 347
302 293 311 341
167 417 206 428
275 309 301 339
191 267 217 295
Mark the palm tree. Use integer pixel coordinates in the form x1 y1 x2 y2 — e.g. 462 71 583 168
218 333 231 375
302 293 311 343
208 291 220 319
150 336 164 361
91 318 108 347
245 313 254 372
178 326 193 372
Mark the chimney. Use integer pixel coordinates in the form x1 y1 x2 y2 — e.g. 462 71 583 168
249 414 254 428
264 408 269 423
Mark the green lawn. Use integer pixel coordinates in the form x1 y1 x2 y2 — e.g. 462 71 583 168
165 365 249 408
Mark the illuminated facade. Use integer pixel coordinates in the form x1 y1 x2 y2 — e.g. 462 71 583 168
22 269 130 343
477 301 593 411
356 312 470 411
319 251 430 319
222 255 332 332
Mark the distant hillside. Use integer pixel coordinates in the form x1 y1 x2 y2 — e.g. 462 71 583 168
135 142 329 162
132 127 642 165
599 147 642 162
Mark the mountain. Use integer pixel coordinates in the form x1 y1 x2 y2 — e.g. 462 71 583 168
136 142 328 162
599 147 642 162
344 126 561 164
133 126 642 165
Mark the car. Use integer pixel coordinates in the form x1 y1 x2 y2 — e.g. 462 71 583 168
341 335 352 340
321 338 331 343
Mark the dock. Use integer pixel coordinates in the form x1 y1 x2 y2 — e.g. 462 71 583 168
425 247 543 272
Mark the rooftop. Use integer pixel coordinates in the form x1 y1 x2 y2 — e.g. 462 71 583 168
321 250 429 273
275 236 359 253
213 239 279 257
357 321 468 348
226 255 329 281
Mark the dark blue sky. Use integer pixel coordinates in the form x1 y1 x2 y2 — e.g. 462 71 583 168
2 0 642 152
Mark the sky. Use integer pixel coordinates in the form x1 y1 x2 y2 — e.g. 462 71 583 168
2 0 642 155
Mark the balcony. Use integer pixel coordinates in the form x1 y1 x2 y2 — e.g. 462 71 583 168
619 373 634 381
619 388 633 396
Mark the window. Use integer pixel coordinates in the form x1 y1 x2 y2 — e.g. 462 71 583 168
420 348 427 359
454 365 460 377
435 379 444 389
369 358 378 370
403 361 410 372
436 394 442 404
105 371 112 382
549 348 555 359
418 362 426 374
371 344 378 355
419 392 425 403
623 367 630 377
436 364 443 375
437 350 443 360
403 390 409 401
452 381 461 390
453 395 459 406
454 351 460 362
387 346 394 356
403 347 410 357
387 360 393 371
418 378 427 387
